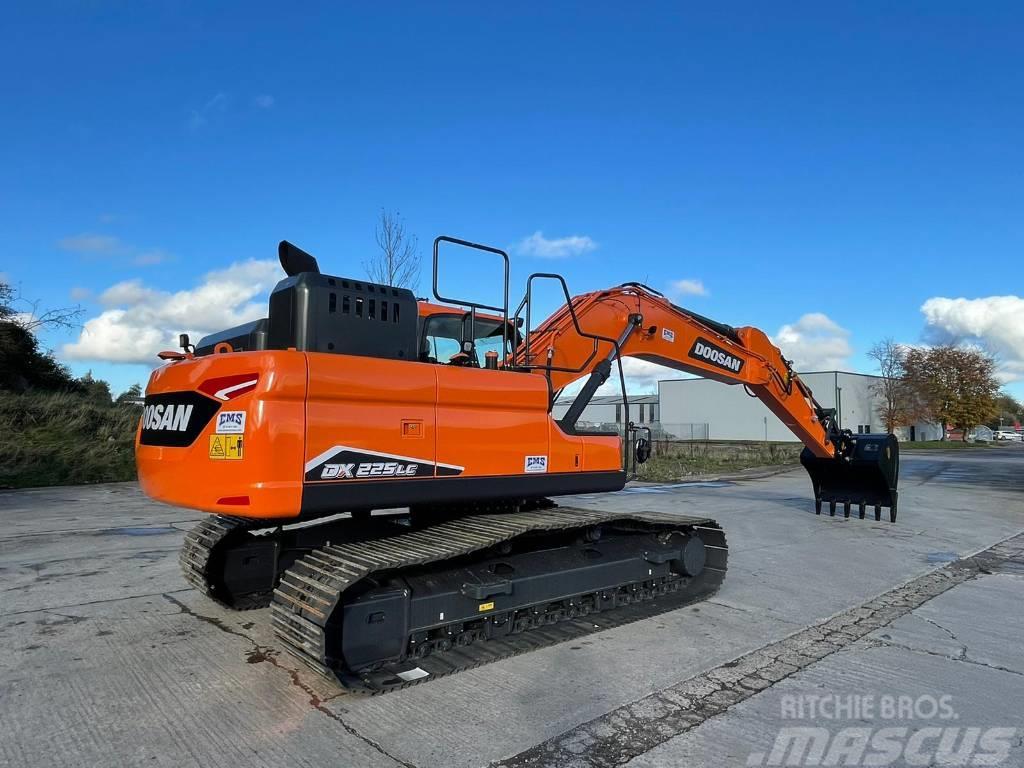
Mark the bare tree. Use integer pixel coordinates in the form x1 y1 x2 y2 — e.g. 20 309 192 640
1 279 84 392
364 209 421 289
867 338 917 433
1 280 83 332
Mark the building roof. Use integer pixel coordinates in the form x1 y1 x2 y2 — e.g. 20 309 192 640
554 394 658 405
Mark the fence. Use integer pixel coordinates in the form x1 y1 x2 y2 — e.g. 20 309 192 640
572 421 710 442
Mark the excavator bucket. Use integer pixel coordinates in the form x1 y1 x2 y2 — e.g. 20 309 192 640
800 434 900 522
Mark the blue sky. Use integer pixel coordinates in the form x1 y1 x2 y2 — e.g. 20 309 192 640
3 2 1022 397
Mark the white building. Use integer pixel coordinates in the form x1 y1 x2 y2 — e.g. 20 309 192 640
658 371 942 442
552 394 659 427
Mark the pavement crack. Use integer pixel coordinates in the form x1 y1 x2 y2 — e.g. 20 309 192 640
491 530 1024 768
0 588 193 619
160 594 417 768
919 615 959 644
704 599 803 627
868 637 1024 678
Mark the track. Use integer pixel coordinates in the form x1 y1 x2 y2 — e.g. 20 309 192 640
268 506 728 694
179 515 278 610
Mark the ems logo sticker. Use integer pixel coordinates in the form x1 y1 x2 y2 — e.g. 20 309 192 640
661 327 676 343
688 337 744 373
216 411 246 434
525 455 548 473
209 434 244 460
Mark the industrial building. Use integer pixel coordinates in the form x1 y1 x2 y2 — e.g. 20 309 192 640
553 371 942 442
658 371 943 442
551 394 659 427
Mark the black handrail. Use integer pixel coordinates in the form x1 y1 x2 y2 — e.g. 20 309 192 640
433 235 510 360
512 272 633 469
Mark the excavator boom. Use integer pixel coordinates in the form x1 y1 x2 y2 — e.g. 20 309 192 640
515 281 899 519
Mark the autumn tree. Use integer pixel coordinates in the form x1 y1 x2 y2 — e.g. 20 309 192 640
866 338 924 432
903 345 1000 440
364 209 421 289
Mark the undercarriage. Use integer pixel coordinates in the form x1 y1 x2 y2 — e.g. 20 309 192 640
180 503 728 693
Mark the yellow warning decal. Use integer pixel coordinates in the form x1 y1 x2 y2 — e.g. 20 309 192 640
209 434 244 460
478 601 495 612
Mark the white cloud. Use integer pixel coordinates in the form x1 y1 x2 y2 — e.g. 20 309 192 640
513 231 597 259
99 279 159 307
57 234 170 266
12 311 35 328
254 94 275 109
69 286 92 301
557 358 682 399
669 279 707 297
598 357 677 395
63 259 282 364
921 295 1024 383
773 312 853 371
58 233 126 255
188 92 228 132
133 249 172 266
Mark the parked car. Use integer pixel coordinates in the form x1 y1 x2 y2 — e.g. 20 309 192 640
993 429 1023 442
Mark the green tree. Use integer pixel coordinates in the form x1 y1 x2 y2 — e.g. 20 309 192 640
0 279 83 393
116 383 144 404
903 345 1000 440
79 371 113 405
992 392 1023 428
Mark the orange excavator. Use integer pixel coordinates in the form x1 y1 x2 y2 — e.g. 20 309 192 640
136 237 899 693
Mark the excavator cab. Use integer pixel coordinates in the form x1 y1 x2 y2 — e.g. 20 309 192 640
801 432 900 522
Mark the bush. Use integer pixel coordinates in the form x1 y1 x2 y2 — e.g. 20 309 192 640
0 392 139 488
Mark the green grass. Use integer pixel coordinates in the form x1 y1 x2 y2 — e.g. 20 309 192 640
636 441 803 483
0 392 139 488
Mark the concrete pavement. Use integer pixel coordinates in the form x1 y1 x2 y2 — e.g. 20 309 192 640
1 446 1021 767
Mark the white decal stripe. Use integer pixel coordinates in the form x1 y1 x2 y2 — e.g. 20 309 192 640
303 444 465 474
214 379 258 401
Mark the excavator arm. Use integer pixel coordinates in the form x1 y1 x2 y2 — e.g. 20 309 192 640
516 282 899 519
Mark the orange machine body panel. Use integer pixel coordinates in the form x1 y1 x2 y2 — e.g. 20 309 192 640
138 349 628 521
135 350 308 519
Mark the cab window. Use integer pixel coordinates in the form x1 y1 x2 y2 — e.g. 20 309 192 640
421 314 512 366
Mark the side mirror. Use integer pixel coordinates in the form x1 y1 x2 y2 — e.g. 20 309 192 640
634 437 652 464
178 333 194 353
